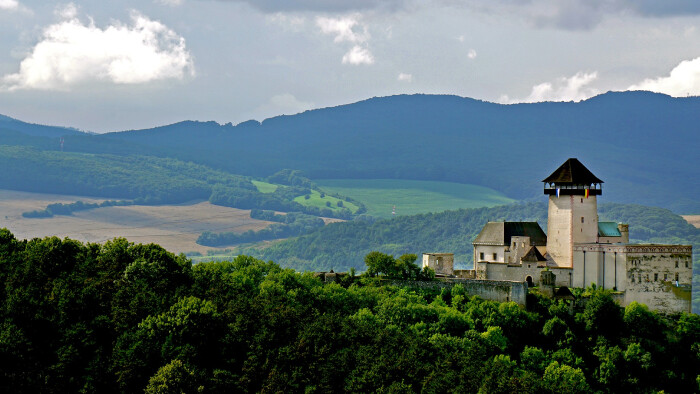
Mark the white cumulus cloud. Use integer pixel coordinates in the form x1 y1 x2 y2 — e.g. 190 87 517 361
501 72 599 103
467 49 477 59
342 45 374 65
1 6 194 91
628 57 700 96
0 0 18 10
316 15 369 43
397 72 412 82
317 15 375 65
499 71 600 104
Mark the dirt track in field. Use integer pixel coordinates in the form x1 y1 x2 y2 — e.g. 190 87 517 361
0 190 272 254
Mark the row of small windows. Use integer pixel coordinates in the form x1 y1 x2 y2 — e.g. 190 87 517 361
629 259 690 268
630 272 679 283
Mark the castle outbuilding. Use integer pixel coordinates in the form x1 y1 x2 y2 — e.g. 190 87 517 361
472 158 693 313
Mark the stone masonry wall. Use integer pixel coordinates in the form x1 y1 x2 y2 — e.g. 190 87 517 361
388 278 527 307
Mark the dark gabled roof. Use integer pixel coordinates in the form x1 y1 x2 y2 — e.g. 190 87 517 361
473 222 547 246
521 246 547 262
554 286 576 300
542 158 603 184
598 222 622 237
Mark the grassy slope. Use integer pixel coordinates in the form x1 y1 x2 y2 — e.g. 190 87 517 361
292 190 359 214
252 180 278 194
317 179 515 218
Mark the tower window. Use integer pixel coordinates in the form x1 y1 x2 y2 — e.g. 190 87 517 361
654 273 658 281
664 274 668 281
675 261 679 268
686 261 689 268
581 198 583 203
479 252 484 261
675 273 679 281
581 217 584 223
493 253 498 261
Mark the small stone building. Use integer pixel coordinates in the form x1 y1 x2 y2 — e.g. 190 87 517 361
422 253 454 277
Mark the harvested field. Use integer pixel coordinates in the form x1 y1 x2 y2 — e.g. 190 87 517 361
0 190 272 254
682 215 700 229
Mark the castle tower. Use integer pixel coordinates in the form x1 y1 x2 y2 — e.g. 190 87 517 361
543 158 603 268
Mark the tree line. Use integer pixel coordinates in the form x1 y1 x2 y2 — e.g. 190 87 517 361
0 229 697 393
197 211 326 247
0 146 362 219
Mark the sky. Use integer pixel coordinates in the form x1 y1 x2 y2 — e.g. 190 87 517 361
1 0 700 132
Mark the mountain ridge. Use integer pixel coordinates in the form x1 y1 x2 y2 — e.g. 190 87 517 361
2 90 699 212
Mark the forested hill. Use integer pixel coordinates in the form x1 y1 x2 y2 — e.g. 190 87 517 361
0 114 82 137
97 91 699 212
246 202 700 272
2 91 699 213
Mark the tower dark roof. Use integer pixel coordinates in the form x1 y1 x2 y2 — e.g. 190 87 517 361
473 222 547 246
542 158 603 184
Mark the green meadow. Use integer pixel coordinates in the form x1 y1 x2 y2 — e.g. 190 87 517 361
251 180 278 193
316 179 515 218
292 189 360 213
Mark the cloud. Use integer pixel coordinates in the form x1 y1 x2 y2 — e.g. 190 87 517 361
267 13 306 31
453 0 700 31
632 0 700 17
317 15 375 65
467 49 477 59
0 0 30 13
628 57 700 96
501 72 599 103
316 16 369 43
255 93 314 118
155 0 184 6
1 6 194 91
342 45 374 65
397 72 412 82
214 0 408 13
270 93 314 113
0 0 18 10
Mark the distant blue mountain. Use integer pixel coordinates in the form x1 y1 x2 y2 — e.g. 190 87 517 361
96 91 700 212
0 114 83 138
2 90 699 212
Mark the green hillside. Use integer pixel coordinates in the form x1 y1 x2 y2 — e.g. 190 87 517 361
317 179 515 218
0 146 356 218
292 189 360 214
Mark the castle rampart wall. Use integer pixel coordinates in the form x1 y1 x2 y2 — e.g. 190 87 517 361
387 278 527 307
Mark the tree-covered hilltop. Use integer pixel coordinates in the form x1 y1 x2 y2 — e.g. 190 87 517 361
0 229 697 393
0 146 361 218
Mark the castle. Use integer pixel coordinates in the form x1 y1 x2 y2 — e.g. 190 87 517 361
424 158 693 313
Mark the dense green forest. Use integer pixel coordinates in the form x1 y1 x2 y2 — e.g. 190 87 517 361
0 146 360 218
0 229 697 393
